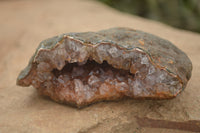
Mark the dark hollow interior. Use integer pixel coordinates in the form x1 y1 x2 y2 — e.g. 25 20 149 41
52 60 134 85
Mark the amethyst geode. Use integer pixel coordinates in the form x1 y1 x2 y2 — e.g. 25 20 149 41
17 27 192 107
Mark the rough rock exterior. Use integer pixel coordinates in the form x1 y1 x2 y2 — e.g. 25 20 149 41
17 27 192 107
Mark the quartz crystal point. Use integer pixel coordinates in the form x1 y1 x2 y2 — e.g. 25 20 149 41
17 27 192 107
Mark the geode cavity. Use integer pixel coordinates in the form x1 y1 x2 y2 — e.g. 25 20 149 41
17 27 192 107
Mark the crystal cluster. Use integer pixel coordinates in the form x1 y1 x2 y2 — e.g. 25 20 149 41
17 27 192 107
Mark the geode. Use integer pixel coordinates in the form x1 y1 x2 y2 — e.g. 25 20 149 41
17 27 192 107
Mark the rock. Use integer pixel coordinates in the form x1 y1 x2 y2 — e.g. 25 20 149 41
0 0 199 132
17 27 192 107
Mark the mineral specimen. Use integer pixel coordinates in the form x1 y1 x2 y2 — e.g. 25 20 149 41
17 27 192 107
